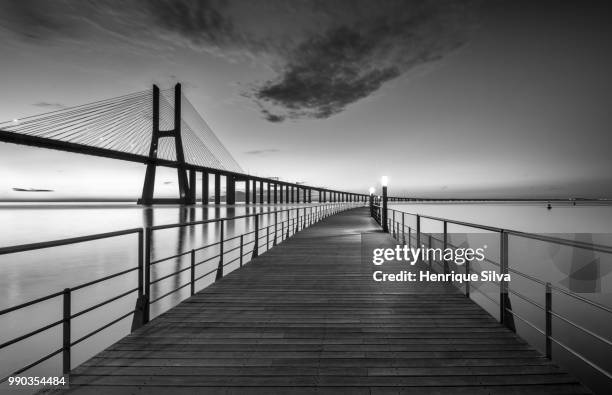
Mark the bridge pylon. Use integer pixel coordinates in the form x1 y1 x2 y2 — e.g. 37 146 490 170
138 83 194 205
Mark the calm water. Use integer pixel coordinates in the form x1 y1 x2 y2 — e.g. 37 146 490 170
0 201 611 393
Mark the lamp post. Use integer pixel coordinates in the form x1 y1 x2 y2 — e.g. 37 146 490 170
368 187 375 218
381 176 388 232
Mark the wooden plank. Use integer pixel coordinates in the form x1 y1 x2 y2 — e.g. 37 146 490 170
60 208 589 394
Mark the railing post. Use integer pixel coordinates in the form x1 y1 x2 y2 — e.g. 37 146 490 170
295 208 299 233
428 234 433 270
253 214 259 258
443 221 448 275
62 288 71 375
239 234 244 267
131 228 147 332
216 220 224 280
392 210 396 238
144 227 151 324
190 249 195 296
500 231 508 325
402 212 405 245
266 222 270 250
382 187 388 232
416 215 421 247
273 212 278 246
465 259 470 298
137 229 144 298
546 282 552 359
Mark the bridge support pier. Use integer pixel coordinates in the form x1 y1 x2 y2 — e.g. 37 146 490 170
214 173 221 204
267 183 271 204
252 180 257 203
274 184 278 203
258 181 263 204
245 179 250 204
202 172 209 204
226 175 236 204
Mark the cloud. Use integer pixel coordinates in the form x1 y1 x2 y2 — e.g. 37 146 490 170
252 1 480 121
33 102 67 110
12 187 54 192
0 0 481 121
244 148 280 155
144 0 233 46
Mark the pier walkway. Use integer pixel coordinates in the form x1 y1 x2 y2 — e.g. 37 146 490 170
63 208 588 394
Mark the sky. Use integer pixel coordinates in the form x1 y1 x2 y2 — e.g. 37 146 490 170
1 0 611 200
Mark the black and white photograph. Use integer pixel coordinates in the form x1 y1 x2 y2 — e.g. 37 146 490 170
0 1 611 394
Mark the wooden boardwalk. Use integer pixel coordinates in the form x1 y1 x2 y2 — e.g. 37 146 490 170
63 208 589 394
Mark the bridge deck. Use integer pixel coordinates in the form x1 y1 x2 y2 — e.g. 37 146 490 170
64 208 588 394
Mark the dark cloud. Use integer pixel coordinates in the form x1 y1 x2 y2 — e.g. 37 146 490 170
254 25 402 119
0 0 480 121
244 148 280 155
33 102 67 110
260 109 285 123
253 1 479 121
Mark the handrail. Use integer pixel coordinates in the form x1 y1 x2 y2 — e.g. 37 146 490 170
388 207 612 253
0 228 142 255
377 206 612 386
0 201 360 382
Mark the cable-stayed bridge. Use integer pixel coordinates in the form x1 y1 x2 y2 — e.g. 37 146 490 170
0 83 366 204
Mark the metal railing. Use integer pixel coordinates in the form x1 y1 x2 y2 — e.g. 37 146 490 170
0 202 360 382
371 204 612 384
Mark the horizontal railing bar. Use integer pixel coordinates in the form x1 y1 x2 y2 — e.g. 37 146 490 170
72 266 138 292
0 347 63 383
71 309 135 347
0 227 141 255
388 208 612 253
0 318 64 350
507 288 545 310
150 203 342 231
507 267 547 286
150 250 191 265
0 290 64 316
195 254 220 267
150 266 191 285
505 307 546 336
549 284 612 315
150 282 191 304
550 337 612 380
71 287 138 319
194 240 220 252
224 244 242 254
550 311 612 347
507 229 612 254
193 267 217 282
223 256 240 267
